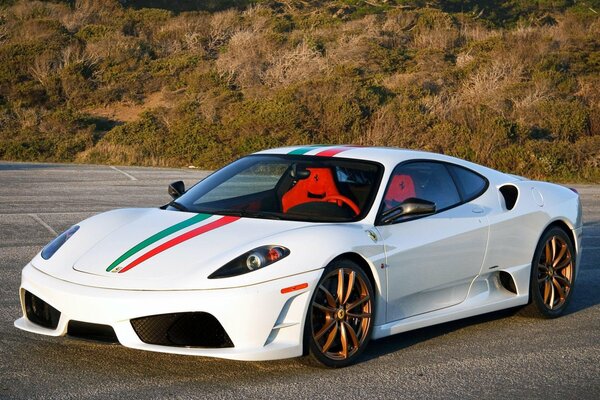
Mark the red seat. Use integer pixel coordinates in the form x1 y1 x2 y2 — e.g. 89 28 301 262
384 174 416 208
282 168 342 212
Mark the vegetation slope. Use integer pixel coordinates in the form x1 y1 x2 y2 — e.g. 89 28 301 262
0 0 599 181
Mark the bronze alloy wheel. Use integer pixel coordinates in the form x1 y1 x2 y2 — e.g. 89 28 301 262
307 260 373 367
537 235 573 310
528 227 576 318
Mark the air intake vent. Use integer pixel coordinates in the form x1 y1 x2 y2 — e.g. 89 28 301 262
131 312 233 348
499 271 517 294
24 291 60 329
67 321 119 343
499 185 519 210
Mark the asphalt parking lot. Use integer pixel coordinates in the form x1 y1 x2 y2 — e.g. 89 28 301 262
0 161 598 399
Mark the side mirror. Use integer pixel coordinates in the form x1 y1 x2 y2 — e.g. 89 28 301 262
168 181 185 199
380 198 436 224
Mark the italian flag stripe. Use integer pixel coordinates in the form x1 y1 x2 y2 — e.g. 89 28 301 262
288 145 356 156
118 215 240 274
315 147 354 157
106 213 212 272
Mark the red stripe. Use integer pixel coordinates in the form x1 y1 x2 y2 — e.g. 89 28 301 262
315 147 354 157
118 216 240 273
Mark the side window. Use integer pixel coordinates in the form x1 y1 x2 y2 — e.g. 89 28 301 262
447 164 488 201
382 162 461 212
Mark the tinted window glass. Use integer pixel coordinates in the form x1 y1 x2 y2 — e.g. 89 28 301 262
383 162 461 212
448 165 487 200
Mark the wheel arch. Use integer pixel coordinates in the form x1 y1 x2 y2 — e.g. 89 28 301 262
330 252 378 295
539 219 577 259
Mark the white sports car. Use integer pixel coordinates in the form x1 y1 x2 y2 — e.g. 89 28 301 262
15 146 582 367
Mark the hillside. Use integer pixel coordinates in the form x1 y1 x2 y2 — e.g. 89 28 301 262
0 0 599 181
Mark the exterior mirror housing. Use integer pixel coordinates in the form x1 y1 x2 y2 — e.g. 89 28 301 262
168 181 185 199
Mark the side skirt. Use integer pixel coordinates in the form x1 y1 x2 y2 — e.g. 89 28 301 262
372 263 530 340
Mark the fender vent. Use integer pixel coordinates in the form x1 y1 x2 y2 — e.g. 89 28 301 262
131 312 233 348
499 185 519 210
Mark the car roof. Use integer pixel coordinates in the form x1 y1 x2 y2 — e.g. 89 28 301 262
255 145 511 181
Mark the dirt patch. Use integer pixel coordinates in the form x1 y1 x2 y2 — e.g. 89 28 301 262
85 91 171 123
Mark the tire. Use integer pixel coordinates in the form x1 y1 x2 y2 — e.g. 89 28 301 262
304 259 374 368
526 227 576 318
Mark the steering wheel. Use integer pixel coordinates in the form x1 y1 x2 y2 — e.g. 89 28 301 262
323 195 360 216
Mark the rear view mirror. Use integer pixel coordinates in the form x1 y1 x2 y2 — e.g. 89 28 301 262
290 164 310 180
168 181 185 199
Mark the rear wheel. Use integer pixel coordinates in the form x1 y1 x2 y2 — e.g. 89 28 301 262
306 259 374 368
527 227 575 318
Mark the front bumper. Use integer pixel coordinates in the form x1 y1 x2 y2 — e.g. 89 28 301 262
15 263 322 361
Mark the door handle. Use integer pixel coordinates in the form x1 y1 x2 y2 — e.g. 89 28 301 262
472 206 484 213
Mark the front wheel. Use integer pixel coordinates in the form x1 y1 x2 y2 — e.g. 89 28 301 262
527 227 576 318
305 259 374 368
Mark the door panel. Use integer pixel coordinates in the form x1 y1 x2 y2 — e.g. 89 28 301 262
379 203 489 322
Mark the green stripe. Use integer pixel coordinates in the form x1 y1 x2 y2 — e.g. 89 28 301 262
105 213 212 272
288 145 329 155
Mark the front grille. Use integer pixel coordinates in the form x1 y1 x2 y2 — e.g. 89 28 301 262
67 321 119 343
131 312 234 348
24 291 60 329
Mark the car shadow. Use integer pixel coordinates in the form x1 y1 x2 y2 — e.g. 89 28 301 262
358 273 600 365
359 307 520 364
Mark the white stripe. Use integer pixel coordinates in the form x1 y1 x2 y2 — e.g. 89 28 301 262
28 214 58 236
110 166 137 181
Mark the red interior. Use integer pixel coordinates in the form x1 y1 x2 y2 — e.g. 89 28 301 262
282 168 343 212
384 174 416 206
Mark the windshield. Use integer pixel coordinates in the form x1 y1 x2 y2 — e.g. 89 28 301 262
170 154 383 222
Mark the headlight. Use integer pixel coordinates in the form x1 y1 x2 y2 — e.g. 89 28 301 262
208 245 290 279
41 225 80 260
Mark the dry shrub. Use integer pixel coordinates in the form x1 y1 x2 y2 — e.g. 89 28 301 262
8 0 70 22
60 43 97 69
85 33 144 63
511 80 553 114
413 9 459 51
30 52 57 88
0 24 8 44
61 0 122 31
240 4 272 31
76 142 142 165
324 16 384 71
262 41 328 87
206 9 239 56
460 24 500 43
362 102 413 147
460 59 524 111
421 92 459 120
216 29 274 88
455 49 475 68
155 15 210 56
12 106 41 130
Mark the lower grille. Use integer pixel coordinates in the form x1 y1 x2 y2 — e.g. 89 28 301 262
24 291 60 329
131 312 234 348
67 321 119 343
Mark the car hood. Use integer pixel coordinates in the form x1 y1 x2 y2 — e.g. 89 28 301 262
32 208 321 290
